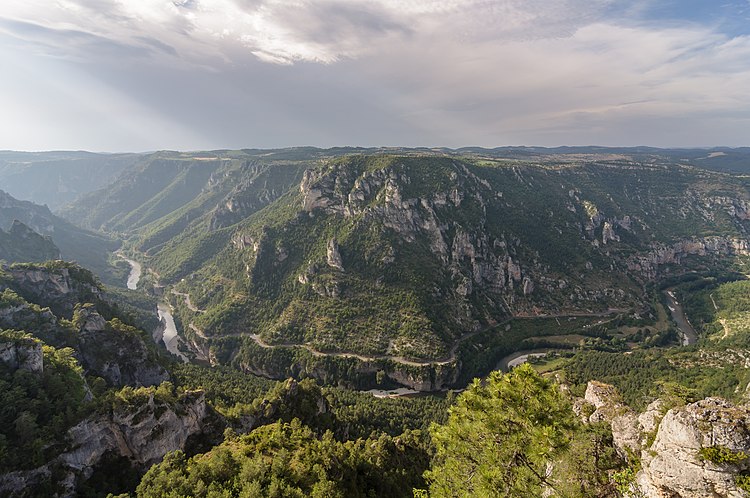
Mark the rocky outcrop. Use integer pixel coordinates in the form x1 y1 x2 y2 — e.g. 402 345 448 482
0 338 43 374
602 221 620 244
627 237 750 279
386 361 460 392
635 398 750 498
3 263 102 319
76 307 170 387
297 161 522 306
0 390 209 497
583 381 641 457
0 268 168 387
580 382 750 498
326 238 344 271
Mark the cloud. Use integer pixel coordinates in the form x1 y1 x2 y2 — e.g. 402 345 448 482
1 0 619 65
1 0 750 150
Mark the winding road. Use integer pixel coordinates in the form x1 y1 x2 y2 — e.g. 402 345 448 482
123 253 703 392
173 289 626 369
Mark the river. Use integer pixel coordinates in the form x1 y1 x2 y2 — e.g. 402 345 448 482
664 289 698 345
496 348 559 372
117 250 698 390
117 253 142 290
157 303 189 363
118 253 189 362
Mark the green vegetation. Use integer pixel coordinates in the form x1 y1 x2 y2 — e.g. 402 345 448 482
425 364 622 497
6 148 750 496
137 420 430 498
172 363 450 439
699 446 749 465
0 331 89 472
55 149 750 386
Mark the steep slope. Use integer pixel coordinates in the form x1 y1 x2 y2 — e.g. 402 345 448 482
0 189 118 281
62 151 750 388
0 261 169 386
59 151 308 235
166 156 750 384
0 261 207 496
0 220 60 263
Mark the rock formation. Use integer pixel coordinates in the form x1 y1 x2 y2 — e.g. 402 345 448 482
326 238 344 271
0 337 43 374
579 381 750 498
75 306 170 387
0 390 209 497
636 398 750 498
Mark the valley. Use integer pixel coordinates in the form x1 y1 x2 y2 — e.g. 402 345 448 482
64 147 749 394
5 0 750 494
2 146 750 497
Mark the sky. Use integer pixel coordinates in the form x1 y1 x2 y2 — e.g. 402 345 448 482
1 0 749 151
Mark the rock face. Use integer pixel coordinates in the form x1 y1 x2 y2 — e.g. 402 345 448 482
580 382 750 498
0 390 209 497
635 398 750 498
208 162 304 230
149 155 750 390
583 381 642 457
0 338 43 374
627 237 750 279
4 263 102 319
326 238 344 271
0 263 169 387
602 221 620 244
75 306 170 387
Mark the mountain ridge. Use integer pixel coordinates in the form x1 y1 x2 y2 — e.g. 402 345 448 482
61 150 750 389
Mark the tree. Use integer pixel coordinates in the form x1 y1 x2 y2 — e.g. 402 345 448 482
425 364 578 497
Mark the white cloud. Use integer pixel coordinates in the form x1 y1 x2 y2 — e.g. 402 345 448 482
1 0 619 65
1 0 750 149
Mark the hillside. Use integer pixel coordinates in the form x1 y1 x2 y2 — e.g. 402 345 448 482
62 150 750 388
0 151 139 209
0 189 119 282
0 220 60 263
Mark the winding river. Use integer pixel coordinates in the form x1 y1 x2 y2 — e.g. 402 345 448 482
496 349 559 372
118 253 142 290
118 254 189 363
115 252 701 392
157 303 189 363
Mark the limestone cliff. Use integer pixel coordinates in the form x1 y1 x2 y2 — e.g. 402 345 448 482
0 264 169 387
126 154 750 389
3 262 102 319
0 336 43 374
74 306 170 387
0 390 209 497
636 398 750 498
579 381 750 498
